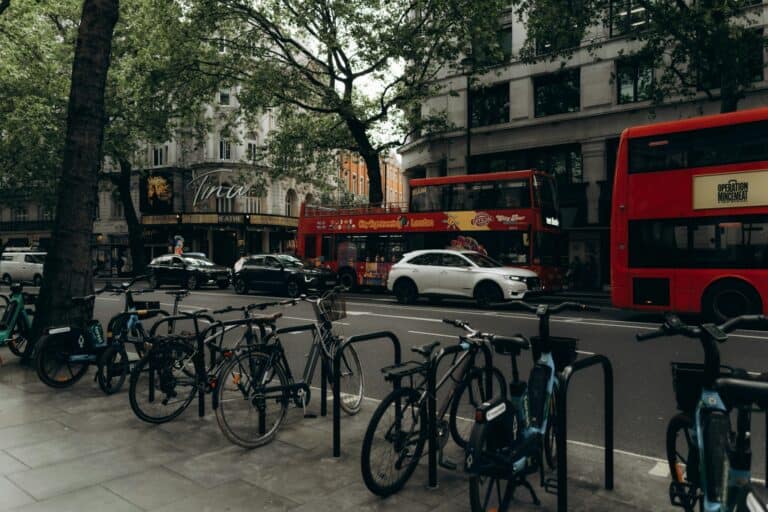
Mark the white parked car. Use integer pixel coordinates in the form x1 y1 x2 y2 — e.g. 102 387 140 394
387 250 541 307
0 250 46 286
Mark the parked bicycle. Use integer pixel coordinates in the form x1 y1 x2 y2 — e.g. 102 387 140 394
463 301 597 512
637 313 768 512
0 281 37 359
128 299 291 424
360 318 507 497
212 286 365 448
34 278 166 393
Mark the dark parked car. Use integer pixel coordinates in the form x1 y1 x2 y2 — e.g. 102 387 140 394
232 254 337 297
148 254 231 290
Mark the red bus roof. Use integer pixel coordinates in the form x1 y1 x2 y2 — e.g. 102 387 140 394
624 106 768 139
409 170 536 187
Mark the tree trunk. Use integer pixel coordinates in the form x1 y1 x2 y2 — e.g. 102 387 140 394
29 0 119 345
115 158 146 275
344 118 383 205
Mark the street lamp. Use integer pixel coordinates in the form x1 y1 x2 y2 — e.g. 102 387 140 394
460 56 475 174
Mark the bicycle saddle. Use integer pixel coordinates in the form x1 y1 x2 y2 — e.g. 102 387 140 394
250 312 282 324
411 341 440 357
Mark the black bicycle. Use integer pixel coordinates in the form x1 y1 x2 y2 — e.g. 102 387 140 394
212 286 364 448
128 299 289 424
360 319 508 497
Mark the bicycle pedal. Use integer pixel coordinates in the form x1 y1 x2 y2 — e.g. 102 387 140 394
543 477 559 495
669 481 697 510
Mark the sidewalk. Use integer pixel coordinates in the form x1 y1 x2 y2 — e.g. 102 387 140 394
0 348 669 511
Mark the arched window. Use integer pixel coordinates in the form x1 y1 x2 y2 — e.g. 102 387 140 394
285 189 298 217
304 193 315 206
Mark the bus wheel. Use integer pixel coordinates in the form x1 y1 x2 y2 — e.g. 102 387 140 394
703 279 761 322
394 279 418 305
339 270 356 290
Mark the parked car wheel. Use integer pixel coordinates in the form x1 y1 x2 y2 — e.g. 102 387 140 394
149 274 159 289
2 274 11 285
286 279 300 298
474 281 503 309
234 278 248 295
339 269 356 290
33 274 42 287
393 278 418 305
217 280 230 290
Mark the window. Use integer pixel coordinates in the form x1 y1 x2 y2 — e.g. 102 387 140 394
533 69 580 117
304 235 317 258
153 146 165 166
748 29 765 82
12 207 28 223
111 198 124 219
409 253 441 266
617 58 652 104
471 82 510 127
266 256 282 268
25 254 44 264
410 179 532 212
285 189 298 216
473 27 513 67
38 206 52 221
629 216 768 268
219 88 231 106
246 142 257 161
248 256 265 266
628 120 768 173
219 138 231 160
440 254 470 267
469 143 583 184
610 0 648 37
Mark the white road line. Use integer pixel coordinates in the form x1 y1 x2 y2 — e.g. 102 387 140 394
648 461 670 478
347 311 442 323
408 330 457 339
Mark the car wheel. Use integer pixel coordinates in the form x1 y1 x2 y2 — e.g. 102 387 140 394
2 274 11 285
234 278 248 295
475 281 503 309
187 274 199 290
33 274 42 287
149 274 159 289
339 270 356 290
393 279 418 305
217 280 230 290
286 280 300 298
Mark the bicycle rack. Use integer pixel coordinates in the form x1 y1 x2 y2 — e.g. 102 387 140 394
554 354 614 512
332 331 401 458
427 342 494 489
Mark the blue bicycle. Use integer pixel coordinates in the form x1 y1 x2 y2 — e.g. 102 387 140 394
638 313 768 512
463 301 595 512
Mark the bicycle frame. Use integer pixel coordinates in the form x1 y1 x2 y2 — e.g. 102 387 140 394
0 288 32 345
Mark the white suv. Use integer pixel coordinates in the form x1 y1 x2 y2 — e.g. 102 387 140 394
387 250 540 307
0 250 46 286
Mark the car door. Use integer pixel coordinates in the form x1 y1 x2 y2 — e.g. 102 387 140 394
244 256 265 289
169 256 186 285
408 253 442 295
437 253 475 297
263 256 285 290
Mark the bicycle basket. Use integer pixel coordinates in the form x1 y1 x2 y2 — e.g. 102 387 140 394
671 362 733 414
531 336 578 371
318 292 346 322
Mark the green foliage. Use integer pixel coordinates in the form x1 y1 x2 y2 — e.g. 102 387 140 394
513 0 767 112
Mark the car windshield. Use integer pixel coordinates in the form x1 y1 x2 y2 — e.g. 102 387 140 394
276 255 303 267
462 252 503 268
184 257 215 267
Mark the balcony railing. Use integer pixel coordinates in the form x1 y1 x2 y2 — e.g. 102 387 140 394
0 220 54 232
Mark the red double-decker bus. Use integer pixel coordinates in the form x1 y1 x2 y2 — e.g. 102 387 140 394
297 170 565 291
611 107 768 320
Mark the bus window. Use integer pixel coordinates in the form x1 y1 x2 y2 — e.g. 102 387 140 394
321 235 333 262
304 235 317 259
496 180 531 208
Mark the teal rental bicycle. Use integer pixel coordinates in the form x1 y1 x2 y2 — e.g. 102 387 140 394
638 313 768 512
0 282 37 359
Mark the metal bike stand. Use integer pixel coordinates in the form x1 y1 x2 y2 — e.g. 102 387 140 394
427 343 494 489
555 354 614 512
332 331 401 458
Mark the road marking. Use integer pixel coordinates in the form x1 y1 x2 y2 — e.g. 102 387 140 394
408 330 456 339
347 311 442 323
648 461 669 478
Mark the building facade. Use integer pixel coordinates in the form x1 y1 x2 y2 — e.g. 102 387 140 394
399 3 768 289
338 150 405 204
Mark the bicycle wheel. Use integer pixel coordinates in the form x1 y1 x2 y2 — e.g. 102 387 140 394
667 413 699 489
544 393 558 470
35 334 89 388
97 344 129 395
469 475 515 512
129 340 196 424
214 351 289 448
330 344 364 415
7 324 28 357
449 367 507 449
361 386 427 497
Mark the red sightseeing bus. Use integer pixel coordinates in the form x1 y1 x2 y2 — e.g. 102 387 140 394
611 107 768 320
297 170 565 291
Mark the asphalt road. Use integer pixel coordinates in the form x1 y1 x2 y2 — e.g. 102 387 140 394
86 285 768 480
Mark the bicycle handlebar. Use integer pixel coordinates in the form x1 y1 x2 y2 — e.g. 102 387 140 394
213 299 298 315
510 300 599 314
442 318 529 349
636 313 768 342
